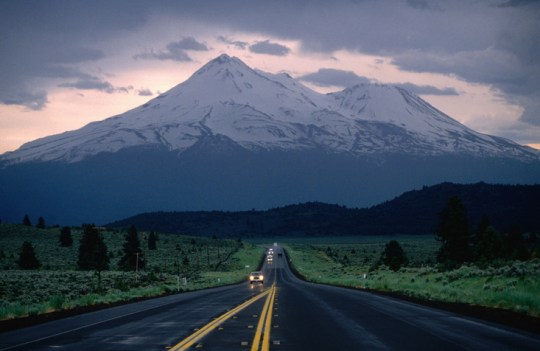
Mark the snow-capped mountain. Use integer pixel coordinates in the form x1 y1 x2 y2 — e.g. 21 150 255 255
1 54 537 166
1 54 539 225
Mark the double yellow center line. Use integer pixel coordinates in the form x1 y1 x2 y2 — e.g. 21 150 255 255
169 284 277 351
251 284 276 351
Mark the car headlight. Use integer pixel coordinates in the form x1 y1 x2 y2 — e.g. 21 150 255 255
250 275 254 280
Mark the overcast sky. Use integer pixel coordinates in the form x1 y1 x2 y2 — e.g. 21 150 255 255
1 0 539 153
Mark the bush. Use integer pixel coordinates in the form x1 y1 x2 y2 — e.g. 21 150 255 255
381 240 407 272
48 295 65 310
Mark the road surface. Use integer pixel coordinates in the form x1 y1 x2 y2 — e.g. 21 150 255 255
1 245 539 350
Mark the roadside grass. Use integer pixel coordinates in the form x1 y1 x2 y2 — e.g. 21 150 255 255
284 238 540 317
0 224 264 321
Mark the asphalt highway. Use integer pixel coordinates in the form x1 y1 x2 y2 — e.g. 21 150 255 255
1 245 539 350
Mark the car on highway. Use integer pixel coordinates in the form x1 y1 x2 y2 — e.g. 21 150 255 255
249 271 264 284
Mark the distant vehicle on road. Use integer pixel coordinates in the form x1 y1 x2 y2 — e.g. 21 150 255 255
249 271 264 284
267 254 273 263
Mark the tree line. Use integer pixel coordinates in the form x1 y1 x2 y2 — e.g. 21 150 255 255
17 224 147 274
374 195 538 271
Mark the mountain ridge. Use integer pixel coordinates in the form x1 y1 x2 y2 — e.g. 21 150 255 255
1 54 539 225
106 182 540 237
1 54 538 166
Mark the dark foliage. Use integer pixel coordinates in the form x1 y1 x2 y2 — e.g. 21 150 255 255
22 214 31 227
59 226 73 247
381 240 408 271
506 226 529 261
436 196 471 269
77 225 109 271
148 231 157 250
107 183 540 238
118 225 146 271
17 241 41 269
475 226 505 263
36 216 45 229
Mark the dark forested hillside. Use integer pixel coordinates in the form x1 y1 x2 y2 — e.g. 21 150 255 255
107 182 539 237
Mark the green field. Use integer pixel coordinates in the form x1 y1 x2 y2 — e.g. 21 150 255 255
283 237 540 317
2 226 539 322
0 224 263 321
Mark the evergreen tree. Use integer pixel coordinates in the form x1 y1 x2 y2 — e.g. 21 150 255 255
23 214 31 226
529 232 539 259
476 226 505 263
436 196 471 269
148 231 157 250
474 215 490 246
119 225 146 271
506 226 529 261
36 216 45 229
381 240 407 271
59 227 73 247
77 225 109 271
18 241 41 269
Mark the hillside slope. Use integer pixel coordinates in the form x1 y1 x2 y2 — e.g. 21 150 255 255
107 182 540 237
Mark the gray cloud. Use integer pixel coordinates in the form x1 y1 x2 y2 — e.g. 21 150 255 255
0 0 152 110
217 35 248 50
299 68 371 88
1 0 539 128
134 49 192 62
406 0 440 10
395 83 459 96
49 48 106 65
300 68 458 96
133 37 208 62
137 88 153 96
497 0 539 8
516 96 540 126
0 89 48 111
162 0 539 125
0 45 107 110
169 37 209 51
58 74 129 94
249 40 290 56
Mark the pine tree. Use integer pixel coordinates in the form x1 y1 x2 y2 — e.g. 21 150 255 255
381 240 407 271
474 214 490 247
148 231 157 250
119 225 145 271
436 196 471 269
59 227 73 247
36 216 45 229
506 226 529 261
18 241 41 269
23 214 31 226
77 225 109 271
476 226 505 263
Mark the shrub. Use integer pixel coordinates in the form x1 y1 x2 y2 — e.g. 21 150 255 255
381 240 407 272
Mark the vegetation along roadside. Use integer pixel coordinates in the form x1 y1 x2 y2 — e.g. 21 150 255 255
0 222 263 329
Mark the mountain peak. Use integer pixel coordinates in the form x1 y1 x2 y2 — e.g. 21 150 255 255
214 53 234 63
193 54 250 77
1 54 538 166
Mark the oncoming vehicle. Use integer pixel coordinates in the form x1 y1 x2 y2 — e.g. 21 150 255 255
249 271 264 285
